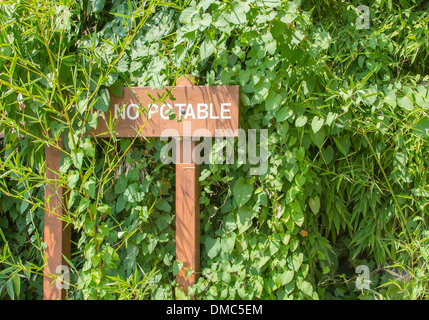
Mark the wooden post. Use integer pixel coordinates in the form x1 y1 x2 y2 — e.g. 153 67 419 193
175 75 200 297
43 142 70 300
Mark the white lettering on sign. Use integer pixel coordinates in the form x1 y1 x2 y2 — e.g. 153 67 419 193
221 103 231 119
115 104 124 119
114 104 139 120
127 104 139 120
209 103 219 119
185 104 196 120
160 103 173 120
104 102 233 121
197 104 208 119
147 104 158 119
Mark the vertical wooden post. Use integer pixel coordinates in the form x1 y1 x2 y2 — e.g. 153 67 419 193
175 75 200 297
44 142 70 300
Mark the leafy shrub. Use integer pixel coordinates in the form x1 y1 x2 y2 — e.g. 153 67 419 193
1 0 429 299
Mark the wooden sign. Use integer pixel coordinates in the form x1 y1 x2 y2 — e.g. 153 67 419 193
91 85 240 138
43 76 240 299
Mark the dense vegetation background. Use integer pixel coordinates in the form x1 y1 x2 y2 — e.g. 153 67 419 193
1 0 429 299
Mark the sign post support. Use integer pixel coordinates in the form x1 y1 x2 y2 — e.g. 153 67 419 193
174 76 200 296
43 141 71 300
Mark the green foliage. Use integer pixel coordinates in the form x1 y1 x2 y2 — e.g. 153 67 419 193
1 0 429 300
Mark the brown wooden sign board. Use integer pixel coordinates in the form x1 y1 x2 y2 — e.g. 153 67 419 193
43 77 240 299
91 85 240 138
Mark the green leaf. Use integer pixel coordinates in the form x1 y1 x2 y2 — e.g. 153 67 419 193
67 171 79 189
412 117 429 138
310 127 326 148
180 7 197 23
309 196 320 215
299 280 313 297
295 116 308 127
363 85 378 105
87 112 98 129
125 244 139 270
173 260 183 276
266 40 277 55
124 183 138 202
221 234 236 254
84 177 97 199
233 177 253 207
334 135 351 156
280 1 298 24
292 211 304 227
291 29 305 45
92 0 105 13
252 80 271 104
266 93 282 111
200 39 215 60
155 199 171 212
205 237 221 259
280 270 294 286
109 79 123 98
237 206 253 234
384 90 397 108
321 145 334 164
315 31 331 50
325 112 337 126
114 176 127 194
292 253 303 271
81 138 95 157
2 197 14 212
91 269 102 285
164 108 176 120
94 88 110 112
276 106 293 122
71 149 84 169
84 219 96 238
311 116 324 133
12 275 20 299
92 253 101 267
223 214 237 232
397 95 413 111
199 169 211 181
97 204 111 214
185 267 194 278
116 194 126 213
6 279 14 300
225 1 248 25
221 271 231 284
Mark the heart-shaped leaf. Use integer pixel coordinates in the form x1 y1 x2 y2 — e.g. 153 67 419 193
233 177 253 207
309 196 320 215
311 116 324 133
205 237 221 259
295 115 308 127
237 206 253 234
